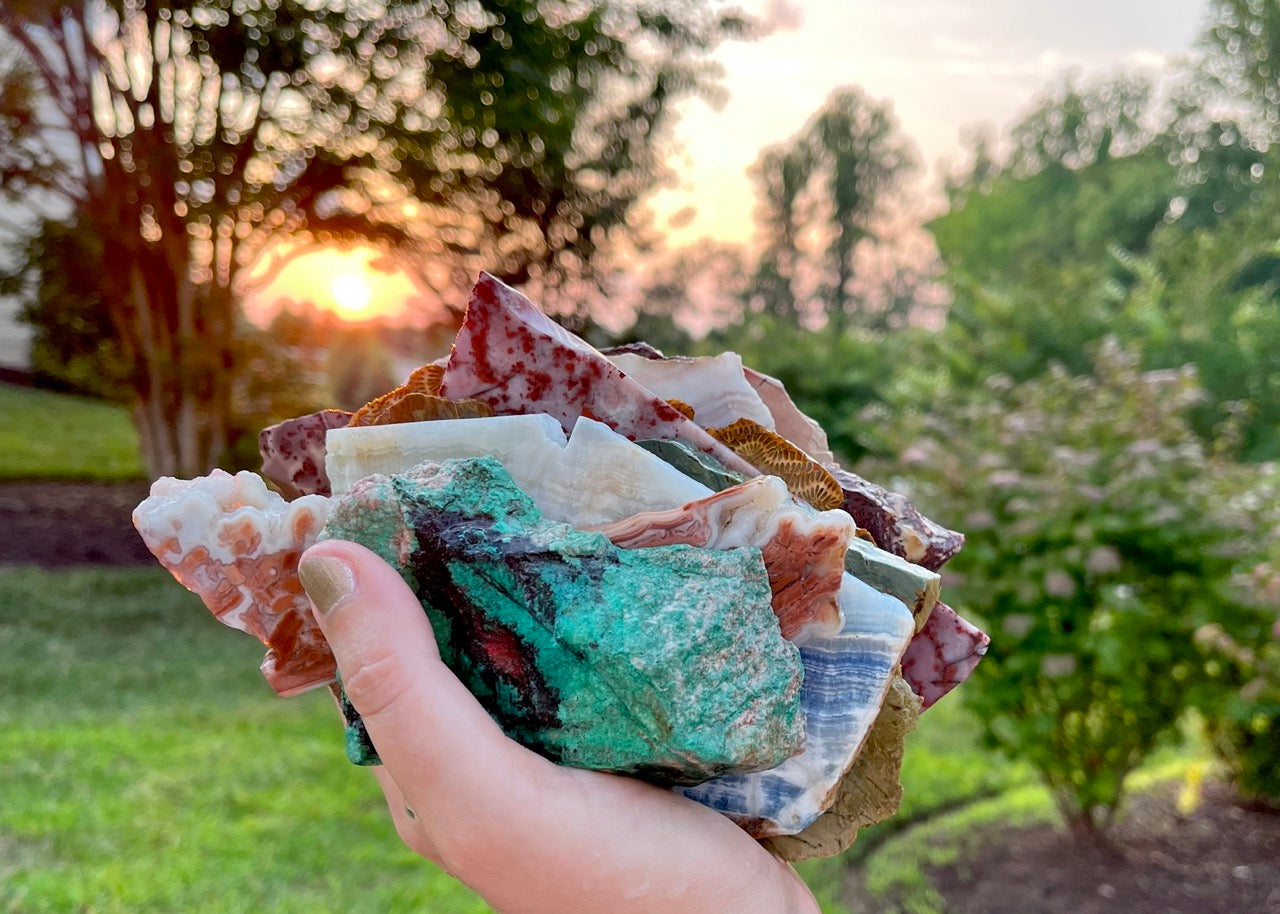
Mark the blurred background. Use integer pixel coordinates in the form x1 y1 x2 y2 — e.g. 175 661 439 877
0 1 1276 912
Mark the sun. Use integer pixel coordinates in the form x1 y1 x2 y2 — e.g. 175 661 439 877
330 272 375 320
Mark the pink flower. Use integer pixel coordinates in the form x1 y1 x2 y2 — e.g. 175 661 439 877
1044 570 1077 599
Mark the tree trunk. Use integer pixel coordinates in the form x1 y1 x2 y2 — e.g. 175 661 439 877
119 258 236 480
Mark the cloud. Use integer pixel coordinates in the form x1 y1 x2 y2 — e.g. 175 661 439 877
760 0 804 34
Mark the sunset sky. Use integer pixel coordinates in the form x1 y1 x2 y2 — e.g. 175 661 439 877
1 0 1213 345
266 0 1208 326
650 0 1207 250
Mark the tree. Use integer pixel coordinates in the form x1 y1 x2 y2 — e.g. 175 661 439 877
1201 0 1280 147
0 215 130 399
0 0 748 477
747 86 917 329
931 71 1280 459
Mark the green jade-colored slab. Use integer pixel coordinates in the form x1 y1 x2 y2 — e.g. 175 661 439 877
844 536 940 631
322 457 805 786
635 438 745 493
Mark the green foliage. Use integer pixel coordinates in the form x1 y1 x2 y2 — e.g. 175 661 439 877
1201 634 1280 804
934 68 1280 460
1 217 131 401
1108 182 1280 461
1201 0 1280 146
872 342 1267 837
1194 463 1280 803
0 565 492 913
0 383 143 481
699 314 935 463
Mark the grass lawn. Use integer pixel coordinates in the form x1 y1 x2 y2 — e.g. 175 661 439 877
0 566 490 913
0 557 1018 914
0 384 143 481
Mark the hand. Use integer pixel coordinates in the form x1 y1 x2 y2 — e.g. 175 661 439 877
299 540 821 914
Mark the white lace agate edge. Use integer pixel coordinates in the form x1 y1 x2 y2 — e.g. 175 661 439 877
133 470 332 695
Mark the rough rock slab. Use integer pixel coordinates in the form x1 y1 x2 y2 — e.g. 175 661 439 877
677 572 914 836
438 273 759 477
259 409 352 498
132 470 335 696
595 476 852 643
322 456 806 785
844 536 941 632
830 465 965 571
900 601 990 709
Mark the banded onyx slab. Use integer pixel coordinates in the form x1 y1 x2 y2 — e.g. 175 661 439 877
327 414 714 528
678 572 914 836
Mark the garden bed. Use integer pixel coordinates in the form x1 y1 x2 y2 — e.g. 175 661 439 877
848 781 1280 914
0 481 152 566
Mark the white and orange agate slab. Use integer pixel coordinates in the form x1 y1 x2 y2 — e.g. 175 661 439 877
133 470 334 696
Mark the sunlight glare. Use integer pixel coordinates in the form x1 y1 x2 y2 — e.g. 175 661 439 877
331 272 375 320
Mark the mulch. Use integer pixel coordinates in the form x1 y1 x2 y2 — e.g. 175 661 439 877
849 781 1280 914
0 481 154 567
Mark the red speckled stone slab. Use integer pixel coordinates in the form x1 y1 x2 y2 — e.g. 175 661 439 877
898 601 989 709
259 409 353 498
440 274 760 478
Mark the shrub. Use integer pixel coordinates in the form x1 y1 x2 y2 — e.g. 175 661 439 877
1198 464 1280 805
870 340 1271 839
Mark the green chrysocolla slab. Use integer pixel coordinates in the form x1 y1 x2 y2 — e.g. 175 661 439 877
322 456 806 786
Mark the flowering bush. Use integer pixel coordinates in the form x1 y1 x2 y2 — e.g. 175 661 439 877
870 341 1273 838
1198 462 1280 805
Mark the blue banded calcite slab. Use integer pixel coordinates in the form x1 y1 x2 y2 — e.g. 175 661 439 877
322 456 806 786
677 572 914 836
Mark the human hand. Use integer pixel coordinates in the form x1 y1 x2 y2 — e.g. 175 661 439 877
299 540 821 914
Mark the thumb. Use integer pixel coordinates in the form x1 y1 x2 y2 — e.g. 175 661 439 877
298 541 555 827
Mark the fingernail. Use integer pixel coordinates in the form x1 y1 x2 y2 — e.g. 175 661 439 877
299 554 356 615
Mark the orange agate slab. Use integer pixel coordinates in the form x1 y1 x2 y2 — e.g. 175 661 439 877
133 470 334 696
